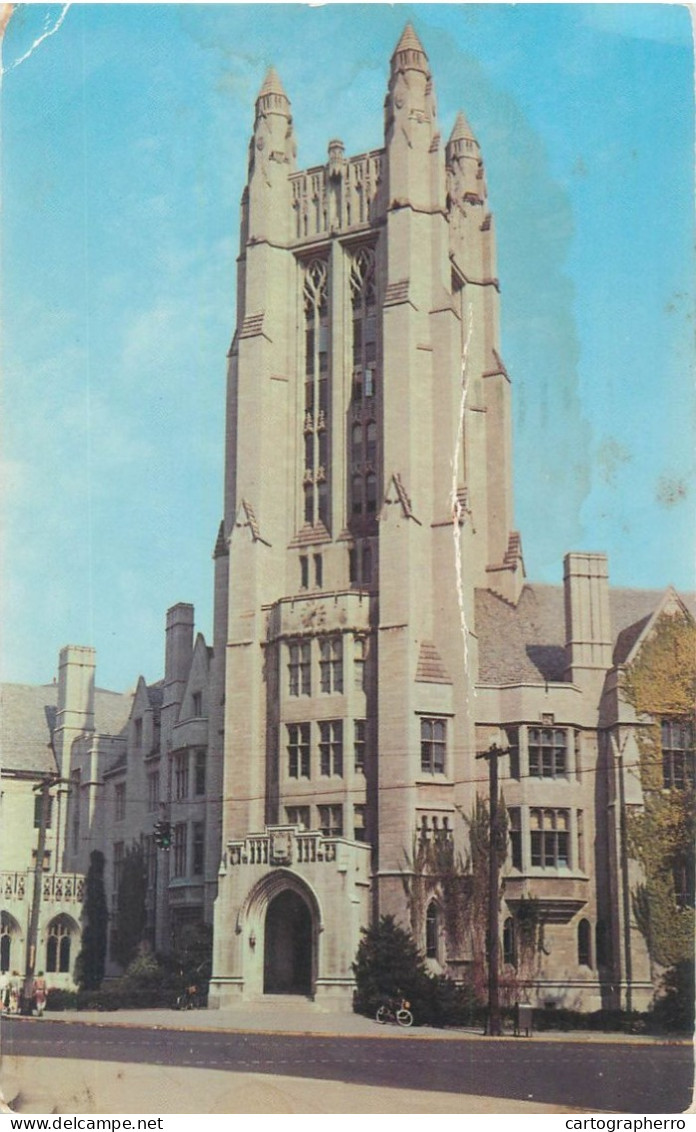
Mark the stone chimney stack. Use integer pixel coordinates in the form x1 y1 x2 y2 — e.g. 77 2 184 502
165 602 194 691
564 553 613 690
57 645 96 732
55 645 96 777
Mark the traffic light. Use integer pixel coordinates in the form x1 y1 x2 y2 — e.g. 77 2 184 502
154 820 172 850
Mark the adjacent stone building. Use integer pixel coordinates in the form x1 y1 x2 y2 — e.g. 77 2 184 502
2 25 692 1012
0 654 131 985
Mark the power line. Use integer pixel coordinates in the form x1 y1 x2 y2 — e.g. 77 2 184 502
98 758 646 810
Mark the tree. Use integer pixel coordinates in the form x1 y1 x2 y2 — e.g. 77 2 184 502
352 915 431 1016
352 914 478 1026
76 850 108 990
622 609 696 972
650 959 695 1033
111 842 148 969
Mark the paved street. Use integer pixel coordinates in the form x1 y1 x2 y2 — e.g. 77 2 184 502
2 1017 692 1114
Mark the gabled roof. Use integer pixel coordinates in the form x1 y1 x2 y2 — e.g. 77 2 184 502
93 687 133 736
0 684 58 775
0 683 131 775
475 585 566 685
475 583 696 686
615 587 694 667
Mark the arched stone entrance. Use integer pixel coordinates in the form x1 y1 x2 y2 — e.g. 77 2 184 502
230 869 322 1000
263 888 313 995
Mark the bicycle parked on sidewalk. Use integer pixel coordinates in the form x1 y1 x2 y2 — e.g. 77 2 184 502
175 983 203 1010
375 996 413 1027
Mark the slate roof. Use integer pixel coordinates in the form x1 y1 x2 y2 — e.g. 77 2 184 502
0 683 132 775
475 584 696 686
0 684 59 775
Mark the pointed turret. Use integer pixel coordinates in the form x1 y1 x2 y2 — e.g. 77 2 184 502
448 110 476 146
246 64 296 244
384 25 444 213
252 64 293 140
446 107 486 213
390 22 429 74
257 65 287 102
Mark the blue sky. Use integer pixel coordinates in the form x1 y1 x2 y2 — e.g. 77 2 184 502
2 3 694 690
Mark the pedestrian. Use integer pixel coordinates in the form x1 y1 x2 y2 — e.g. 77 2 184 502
33 972 47 1017
0 971 9 1013
8 971 21 1014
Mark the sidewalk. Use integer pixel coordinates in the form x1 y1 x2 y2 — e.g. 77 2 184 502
25 1000 688 1044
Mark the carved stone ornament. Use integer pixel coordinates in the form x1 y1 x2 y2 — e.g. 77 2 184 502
270 830 293 865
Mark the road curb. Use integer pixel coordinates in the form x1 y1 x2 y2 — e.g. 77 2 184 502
12 1015 692 1047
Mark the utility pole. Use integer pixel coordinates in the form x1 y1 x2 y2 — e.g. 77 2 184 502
613 732 633 1014
476 741 509 1037
24 776 57 1011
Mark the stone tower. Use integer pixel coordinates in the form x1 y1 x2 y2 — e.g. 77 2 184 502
209 26 523 1007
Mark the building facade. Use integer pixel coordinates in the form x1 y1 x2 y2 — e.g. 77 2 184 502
2 26 692 1012
206 26 693 1011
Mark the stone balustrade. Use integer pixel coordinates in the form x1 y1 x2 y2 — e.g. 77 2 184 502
1 871 84 904
226 827 339 869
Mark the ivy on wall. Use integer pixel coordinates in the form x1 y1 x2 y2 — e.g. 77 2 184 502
402 796 541 1000
622 609 696 970
402 826 470 961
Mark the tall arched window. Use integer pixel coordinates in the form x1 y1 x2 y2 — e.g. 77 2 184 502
578 918 592 967
366 473 377 515
425 901 439 959
351 475 363 517
349 248 379 532
362 543 372 584
366 421 377 466
302 258 330 529
0 912 18 974
351 423 362 466
46 915 75 974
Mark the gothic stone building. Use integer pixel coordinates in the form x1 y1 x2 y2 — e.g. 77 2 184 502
205 26 694 1011
2 26 693 1011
